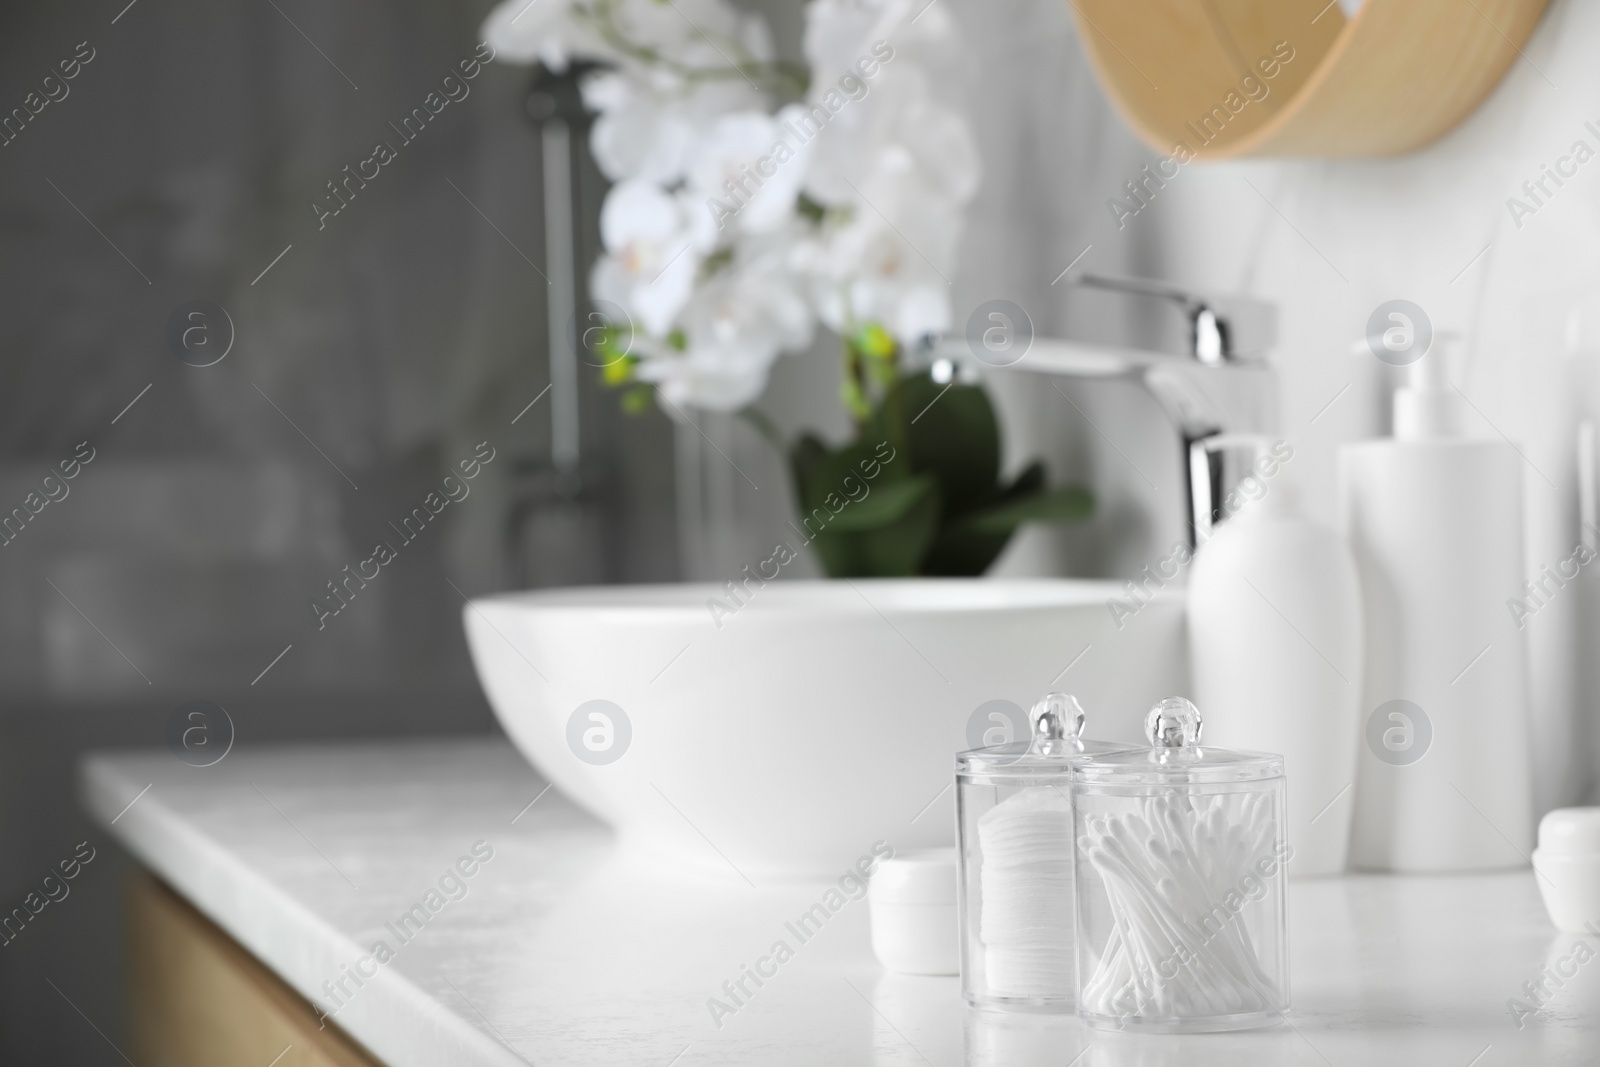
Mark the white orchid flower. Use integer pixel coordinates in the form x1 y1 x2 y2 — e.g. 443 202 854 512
484 0 980 410
585 74 768 184
804 0 955 85
803 67 978 210
686 106 815 250
592 180 699 337
798 142 964 344
641 248 814 411
482 0 595 72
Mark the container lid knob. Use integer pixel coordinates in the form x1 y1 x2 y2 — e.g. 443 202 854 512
1028 692 1086 756
1145 696 1203 749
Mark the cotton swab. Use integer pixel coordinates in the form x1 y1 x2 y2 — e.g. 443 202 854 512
1078 791 1282 1021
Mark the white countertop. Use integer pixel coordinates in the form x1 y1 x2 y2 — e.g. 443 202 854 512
82 738 1599 1066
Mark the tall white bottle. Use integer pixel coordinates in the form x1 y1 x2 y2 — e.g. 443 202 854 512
1341 341 1534 871
1188 438 1364 877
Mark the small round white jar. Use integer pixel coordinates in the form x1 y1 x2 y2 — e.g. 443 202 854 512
868 848 958 975
1534 808 1600 933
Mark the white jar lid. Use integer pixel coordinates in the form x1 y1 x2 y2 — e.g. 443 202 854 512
1537 807 1600 855
869 848 957 905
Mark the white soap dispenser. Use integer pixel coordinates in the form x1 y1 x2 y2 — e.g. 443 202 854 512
1187 436 1364 877
1340 335 1534 871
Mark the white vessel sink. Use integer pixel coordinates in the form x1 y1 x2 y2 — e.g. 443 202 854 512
463 579 1187 881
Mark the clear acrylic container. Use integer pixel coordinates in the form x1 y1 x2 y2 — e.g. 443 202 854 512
1072 697 1289 1032
955 693 1132 1012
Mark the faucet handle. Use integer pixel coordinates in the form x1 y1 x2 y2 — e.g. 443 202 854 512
1075 274 1276 365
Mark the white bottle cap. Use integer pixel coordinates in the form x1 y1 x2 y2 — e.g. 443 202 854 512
1538 807 1600 856
1394 333 1464 440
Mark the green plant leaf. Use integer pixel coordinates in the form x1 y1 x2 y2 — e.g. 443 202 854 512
776 367 1093 578
822 475 936 532
895 372 1001 514
790 432 834 493
919 522 1011 576
919 462 1093 575
788 434 935 576
957 485 1095 535
792 436 902 504
804 479 941 577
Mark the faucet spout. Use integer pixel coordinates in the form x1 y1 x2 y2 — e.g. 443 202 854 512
936 276 1279 547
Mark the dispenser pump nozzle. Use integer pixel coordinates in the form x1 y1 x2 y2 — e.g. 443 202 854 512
1394 332 1464 441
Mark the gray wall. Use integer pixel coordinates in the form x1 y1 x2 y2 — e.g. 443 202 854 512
0 0 676 1059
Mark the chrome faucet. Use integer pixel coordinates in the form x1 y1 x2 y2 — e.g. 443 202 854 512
938 274 1279 547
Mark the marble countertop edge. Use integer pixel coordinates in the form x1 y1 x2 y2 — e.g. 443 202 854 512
79 752 529 1067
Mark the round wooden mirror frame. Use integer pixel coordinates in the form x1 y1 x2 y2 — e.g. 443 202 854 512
1067 0 1551 158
